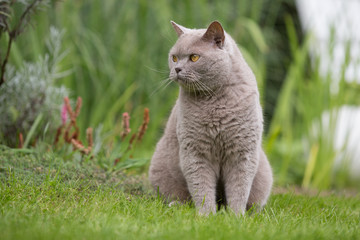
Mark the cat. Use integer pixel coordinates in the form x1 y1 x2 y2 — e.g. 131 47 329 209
149 21 273 215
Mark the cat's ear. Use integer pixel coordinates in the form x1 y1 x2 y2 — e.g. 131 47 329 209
202 21 225 48
171 21 187 37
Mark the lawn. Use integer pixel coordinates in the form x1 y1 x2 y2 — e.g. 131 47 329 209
1 148 359 240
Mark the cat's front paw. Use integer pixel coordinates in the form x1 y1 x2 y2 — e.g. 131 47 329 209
168 201 181 207
197 204 217 216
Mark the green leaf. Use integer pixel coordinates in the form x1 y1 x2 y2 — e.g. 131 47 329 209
23 113 43 148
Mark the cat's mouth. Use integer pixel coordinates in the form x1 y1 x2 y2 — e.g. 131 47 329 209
175 77 195 89
174 75 190 84
173 74 203 92
175 77 202 93
172 70 194 86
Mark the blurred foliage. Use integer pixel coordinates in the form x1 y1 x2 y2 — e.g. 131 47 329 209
4 0 298 148
1 0 359 189
0 27 69 147
267 16 360 189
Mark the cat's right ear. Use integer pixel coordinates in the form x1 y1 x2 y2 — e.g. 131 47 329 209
171 21 187 37
202 21 225 48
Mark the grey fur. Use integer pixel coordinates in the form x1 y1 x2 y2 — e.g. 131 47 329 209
149 21 273 215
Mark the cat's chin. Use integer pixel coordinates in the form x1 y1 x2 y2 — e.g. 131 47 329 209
173 76 189 86
176 79 193 90
174 78 207 94
179 83 203 94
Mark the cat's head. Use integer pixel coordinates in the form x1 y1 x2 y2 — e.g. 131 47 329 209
168 21 233 94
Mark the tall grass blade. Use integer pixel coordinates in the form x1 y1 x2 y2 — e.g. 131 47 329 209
23 113 43 148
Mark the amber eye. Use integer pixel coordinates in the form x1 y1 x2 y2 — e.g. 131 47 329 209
190 54 200 62
172 55 178 62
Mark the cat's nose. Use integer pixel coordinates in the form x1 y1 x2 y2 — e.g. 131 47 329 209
175 67 182 73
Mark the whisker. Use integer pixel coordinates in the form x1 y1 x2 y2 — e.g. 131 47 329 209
197 81 212 97
145 65 169 74
192 73 215 98
189 79 199 101
205 83 216 97
150 78 173 97
195 79 214 98
155 77 172 89
193 81 207 97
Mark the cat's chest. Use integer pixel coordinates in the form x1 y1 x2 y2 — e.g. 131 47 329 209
178 100 244 137
176 102 251 159
199 105 231 130
176 94 261 160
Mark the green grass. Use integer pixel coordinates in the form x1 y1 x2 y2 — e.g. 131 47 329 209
2 184 359 240
1 149 359 240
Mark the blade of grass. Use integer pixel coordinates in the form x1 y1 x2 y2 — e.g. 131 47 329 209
23 113 43 148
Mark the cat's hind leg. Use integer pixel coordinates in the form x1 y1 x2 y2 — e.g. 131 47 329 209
246 149 273 211
149 135 191 202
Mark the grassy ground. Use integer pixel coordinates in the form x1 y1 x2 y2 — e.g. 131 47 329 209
1 149 359 240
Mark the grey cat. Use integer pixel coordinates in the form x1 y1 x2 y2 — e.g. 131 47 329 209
149 21 273 215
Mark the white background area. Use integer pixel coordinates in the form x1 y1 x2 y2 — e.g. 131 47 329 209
296 0 360 83
296 0 360 179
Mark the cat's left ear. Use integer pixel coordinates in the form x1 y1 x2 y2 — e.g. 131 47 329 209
171 21 188 37
202 21 225 48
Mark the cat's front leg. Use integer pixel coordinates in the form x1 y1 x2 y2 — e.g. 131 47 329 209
180 151 218 215
223 150 259 215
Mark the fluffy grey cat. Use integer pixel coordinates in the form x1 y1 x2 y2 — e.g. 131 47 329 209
149 21 273 215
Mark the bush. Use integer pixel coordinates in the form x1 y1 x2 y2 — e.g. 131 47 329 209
0 27 69 147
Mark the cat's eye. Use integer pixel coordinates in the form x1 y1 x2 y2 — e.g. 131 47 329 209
190 54 200 62
172 55 178 62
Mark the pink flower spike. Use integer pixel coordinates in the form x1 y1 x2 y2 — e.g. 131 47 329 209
61 104 68 125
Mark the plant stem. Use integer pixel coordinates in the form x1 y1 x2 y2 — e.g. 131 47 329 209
0 0 43 87
0 31 12 86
